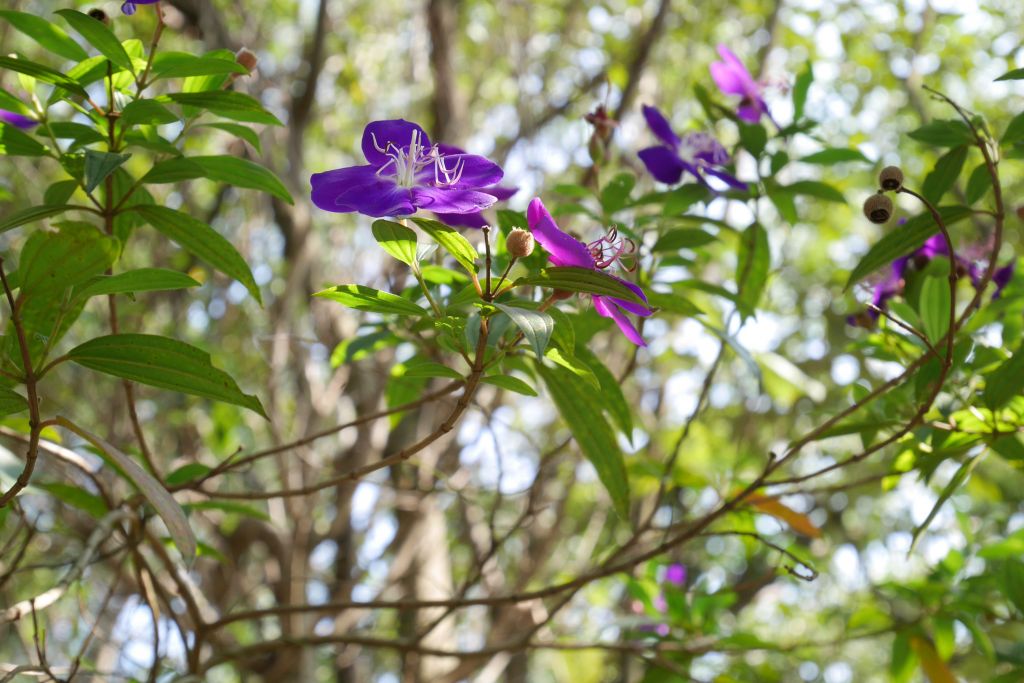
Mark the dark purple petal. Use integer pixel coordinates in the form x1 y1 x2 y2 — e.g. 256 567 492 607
0 110 38 130
594 295 647 346
361 119 431 166
434 211 489 229
993 261 1015 299
526 198 594 269
487 185 519 201
917 234 949 260
737 102 765 123
638 146 685 185
665 563 687 586
703 167 747 191
412 186 495 213
310 165 415 217
608 276 653 316
642 105 680 149
422 153 504 190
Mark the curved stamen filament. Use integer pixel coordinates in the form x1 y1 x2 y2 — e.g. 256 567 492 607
588 227 637 271
371 130 466 188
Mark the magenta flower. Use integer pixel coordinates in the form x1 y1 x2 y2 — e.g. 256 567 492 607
121 0 158 15
311 120 504 219
527 198 653 346
709 44 772 124
638 105 745 190
0 109 38 130
432 144 517 228
664 563 687 586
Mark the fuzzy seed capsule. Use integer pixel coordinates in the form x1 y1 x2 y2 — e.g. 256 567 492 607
235 48 259 73
87 9 110 24
863 193 893 224
506 229 535 258
879 166 904 191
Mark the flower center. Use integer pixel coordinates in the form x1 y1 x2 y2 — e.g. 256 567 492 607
371 130 465 189
588 227 636 271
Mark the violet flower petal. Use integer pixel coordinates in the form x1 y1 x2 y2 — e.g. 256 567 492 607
412 186 496 213
594 296 647 347
310 165 415 217
642 104 680 149
0 110 38 130
638 146 685 185
361 119 431 166
526 198 594 269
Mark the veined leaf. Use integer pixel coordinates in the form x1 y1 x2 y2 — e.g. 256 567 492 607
0 11 88 62
736 222 770 319
984 342 1024 409
919 275 952 345
67 334 267 418
908 120 974 147
315 284 429 317
495 302 554 358
0 56 88 97
0 122 47 157
411 217 479 274
120 99 178 127
371 220 419 267
75 268 200 300
55 10 134 73
151 52 248 79
798 148 870 164
536 362 630 518
514 267 645 304
163 91 282 126
131 205 262 304
0 388 29 417
83 149 131 193
922 146 967 204
481 374 537 396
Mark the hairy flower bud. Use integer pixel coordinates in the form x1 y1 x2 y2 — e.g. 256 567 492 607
506 228 534 258
235 48 259 73
87 8 110 24
879 166 904 191
863 193 893 224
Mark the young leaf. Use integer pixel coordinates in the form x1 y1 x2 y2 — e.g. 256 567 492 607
410 217 479 274
514 267 645 304
536 362 630 518
315 284 429 317
0 11 89 62
83 149 131 193
55 10 134 73
131 205 262 304
371 220 419 267
494 303 554 358
919 275 951 345
67 334 267 418
75 268 200 299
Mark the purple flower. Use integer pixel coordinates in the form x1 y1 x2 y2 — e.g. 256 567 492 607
432 144 517 228
991 261 1015 300
664 563 687 586
0 109 37 130
311 119 504 218
638 105 745 190
121 0 159 15
527 198 653 346
709 44 771 124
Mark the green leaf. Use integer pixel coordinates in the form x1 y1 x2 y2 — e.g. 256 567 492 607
919 275 951 345
67 334 266 418
164 463 212 487
909 453 980 553
371 220 419 267
130 205 262 304
537 362 630 518
995 67 1024 82
0 55 88 97
922 146 967 204
792 61 813 120
17 222 119 296
37 482 108 518
0 11 89 62
965 163 992 204
0 122 47 156
185 156 293 203
984 342 1024 409
163 91 282 126
890 632 917 683
411 217 479 274
0 388 29 417
55 10 134 73
544 347 599 389
736 223 770 319
120 99 179 127
781 180 845 203
315 284 429 317
481 375 537 396
647 291 704 317
1002 111 1024 145
738 122 768 157
600 173 636 214
652 228 717 252
57 417 196 562
75 268 200 300
495 303 554 358
198 122 262 153
577 346 633 438
907 120 974 147
83 149 131 193
798 148 870 165
151 52 248 79
844 206 973 289
401 361 463 380
514 267 645 305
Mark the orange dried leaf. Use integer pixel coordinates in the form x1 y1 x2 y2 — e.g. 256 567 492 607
747 495 822 538
910 636 957 683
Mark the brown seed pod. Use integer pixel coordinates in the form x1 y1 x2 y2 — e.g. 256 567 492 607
879 166 904 191
235 48 259 73
506 228 535 258
863 193 893 224
87 9 110 24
